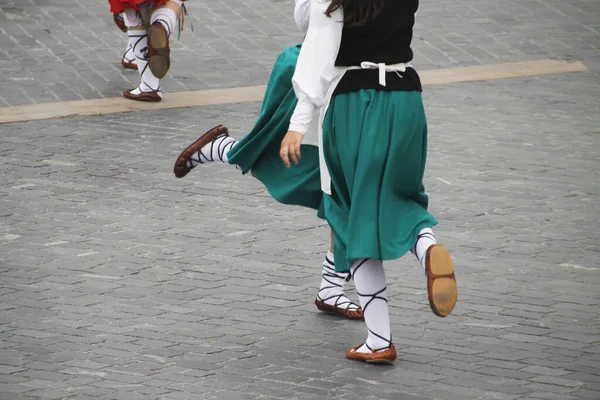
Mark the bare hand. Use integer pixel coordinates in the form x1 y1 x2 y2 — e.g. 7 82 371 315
280 130 304 168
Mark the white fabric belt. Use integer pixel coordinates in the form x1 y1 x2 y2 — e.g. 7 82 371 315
346 62 413 87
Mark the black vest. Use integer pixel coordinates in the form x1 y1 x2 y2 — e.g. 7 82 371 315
333 0 422 95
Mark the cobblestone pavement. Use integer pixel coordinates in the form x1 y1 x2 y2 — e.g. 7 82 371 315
1 0 599 399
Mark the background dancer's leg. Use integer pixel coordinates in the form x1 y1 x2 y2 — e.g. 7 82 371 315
147 0 182 79
121 9 161 102
121 18 138 70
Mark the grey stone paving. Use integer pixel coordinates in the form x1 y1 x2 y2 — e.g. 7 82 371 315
1 0 599 105
1 0 600 399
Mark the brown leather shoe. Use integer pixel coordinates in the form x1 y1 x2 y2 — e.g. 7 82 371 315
147 22 170 79
122 88 162 102
315 297 364 320
113 12 127 32
173 125 229 178
121 58 138 70
425 244 458 317
346 344 396 364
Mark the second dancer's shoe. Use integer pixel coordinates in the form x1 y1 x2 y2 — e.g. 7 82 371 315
173 125 230 178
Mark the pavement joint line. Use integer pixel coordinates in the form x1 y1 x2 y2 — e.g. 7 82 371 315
0 59 586 125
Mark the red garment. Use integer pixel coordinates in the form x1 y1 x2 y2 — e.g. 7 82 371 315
108 0 168 13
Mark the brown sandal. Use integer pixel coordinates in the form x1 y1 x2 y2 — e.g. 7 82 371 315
173 125 229 178
122 88 162 102
121 58 138 70
425 244 458 317
346 343 396 364
315 295 364 320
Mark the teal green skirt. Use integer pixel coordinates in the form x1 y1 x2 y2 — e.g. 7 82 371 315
322 90 438 272
227 45 324 215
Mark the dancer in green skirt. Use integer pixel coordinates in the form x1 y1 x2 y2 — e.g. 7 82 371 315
172 2 363 321
280 0 458 364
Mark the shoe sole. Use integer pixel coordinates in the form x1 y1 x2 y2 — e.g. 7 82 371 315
426 245 458 317
148 24 170 79
365 358 395 365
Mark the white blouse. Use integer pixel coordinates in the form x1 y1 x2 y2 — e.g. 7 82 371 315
289 0 343 135
294 0 311 32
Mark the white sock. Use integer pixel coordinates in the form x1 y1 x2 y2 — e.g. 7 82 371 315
187 136 237 167
150 7 177 37
411 227 437 273
317 251 359 310
122 10 142 66
128 29 160 93
122 33 137 63
350 258 391 353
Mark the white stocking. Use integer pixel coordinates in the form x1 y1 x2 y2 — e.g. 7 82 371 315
128 30 160 94
122 30 138 64
350 258 392 353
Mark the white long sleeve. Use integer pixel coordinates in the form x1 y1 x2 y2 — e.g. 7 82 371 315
288 0 343 135
294 0 311 31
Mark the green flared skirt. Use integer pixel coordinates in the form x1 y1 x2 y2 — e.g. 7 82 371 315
226 45 323 214
322 89 438 272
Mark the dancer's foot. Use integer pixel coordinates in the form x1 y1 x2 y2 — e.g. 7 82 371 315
316 253 363 320
425 244 457 317
346 343 396 364
315 295 363 320
147 22 170 79
122 87 162 102
173 125 233 178
121 57 138 70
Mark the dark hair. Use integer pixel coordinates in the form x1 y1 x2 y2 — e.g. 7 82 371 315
325 0 384 28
